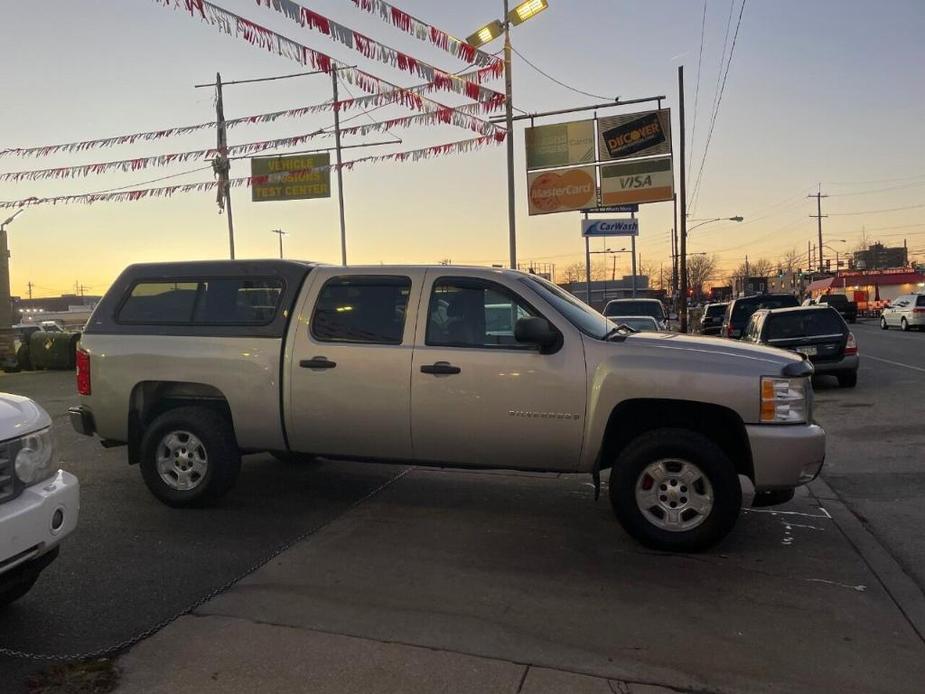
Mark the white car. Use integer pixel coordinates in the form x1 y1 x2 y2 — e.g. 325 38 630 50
1 393 79 607
607 315 661 332
603 299 670 330
880 294 925 331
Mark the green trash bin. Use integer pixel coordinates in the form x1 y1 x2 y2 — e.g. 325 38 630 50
29 331 80 370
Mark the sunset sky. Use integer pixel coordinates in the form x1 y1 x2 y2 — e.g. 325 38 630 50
1 0 923 298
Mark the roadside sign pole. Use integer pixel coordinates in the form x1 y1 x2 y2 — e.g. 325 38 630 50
584 212 592 304
678 66 689 333
331 71 348 265
503 0 517 269
215 73 236 260
631 211 638 298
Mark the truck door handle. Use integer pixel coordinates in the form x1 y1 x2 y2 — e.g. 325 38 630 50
300 357 337 369
421 361 461 375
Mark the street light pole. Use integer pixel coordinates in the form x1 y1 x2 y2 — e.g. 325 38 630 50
503 0 516 269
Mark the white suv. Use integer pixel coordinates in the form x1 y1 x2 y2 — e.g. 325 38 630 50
1 393 79 607
880 294 925 331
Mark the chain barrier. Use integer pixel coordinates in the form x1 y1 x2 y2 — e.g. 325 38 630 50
0 467 411 663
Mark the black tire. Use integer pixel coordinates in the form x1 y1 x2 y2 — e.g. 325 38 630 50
880 317 888 330
837 371 858 388
609 428 741 552
901 317 910 332
0 575 38 608
140 406 241 508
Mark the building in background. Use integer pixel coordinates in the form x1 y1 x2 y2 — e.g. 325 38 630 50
807 268 925 310
12 293 101 329
853 242 908 270
733 276 769 297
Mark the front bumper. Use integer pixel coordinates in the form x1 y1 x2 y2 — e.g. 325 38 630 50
1 470 79 576
811 354 859 374
746 424 826 490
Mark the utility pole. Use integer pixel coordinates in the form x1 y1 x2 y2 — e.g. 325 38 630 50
214 73 235 259
809 183 828 273
631 211 638 298
331 71 348 266
678 66 689 333
503 0 517 269
27 281 33 300
745 254 750 277
271 229 287 259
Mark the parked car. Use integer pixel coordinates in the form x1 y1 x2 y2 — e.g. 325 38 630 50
817 294 857 324
1 393 79 607
742 306 858 388
71 261 825 552
603 298 669 330
880 293 925 331
721 294 800 339
698 302 728 336
607 315 660 332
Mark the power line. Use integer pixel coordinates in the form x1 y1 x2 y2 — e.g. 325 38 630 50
511 46 616 101
825 179 925 197
829 202 925 216
689 0 747 214
687 0 708 186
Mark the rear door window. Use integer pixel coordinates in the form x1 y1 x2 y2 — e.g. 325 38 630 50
765 310 846 341
917 296 925 308
311 276 412 344
118 282 199 323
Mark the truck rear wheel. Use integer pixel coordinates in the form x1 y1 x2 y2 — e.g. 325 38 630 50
609 428 741 552
140 406 241 508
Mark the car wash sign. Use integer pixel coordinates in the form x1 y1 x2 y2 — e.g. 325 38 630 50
598 109 671 161
581 218 638 237
600 156 674 205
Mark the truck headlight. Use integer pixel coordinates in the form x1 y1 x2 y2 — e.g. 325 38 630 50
9 428 56 486
760 377 808 424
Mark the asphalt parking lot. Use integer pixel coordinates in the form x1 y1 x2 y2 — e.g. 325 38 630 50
2 321 925 693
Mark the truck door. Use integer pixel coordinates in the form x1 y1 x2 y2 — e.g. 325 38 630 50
410 271 586 471
286 268 424 460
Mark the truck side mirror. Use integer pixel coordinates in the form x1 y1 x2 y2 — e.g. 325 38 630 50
515 317 561 353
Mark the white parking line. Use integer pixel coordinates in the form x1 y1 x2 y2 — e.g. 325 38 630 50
864 354 925 374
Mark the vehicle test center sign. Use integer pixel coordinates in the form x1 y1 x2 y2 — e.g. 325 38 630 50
598 109 671 161
582 218 639 237
600 156 674 205
527 165 597 215
525 119 595 169
251 153 331 202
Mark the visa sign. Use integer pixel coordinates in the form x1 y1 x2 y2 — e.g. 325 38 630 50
581 218 639 237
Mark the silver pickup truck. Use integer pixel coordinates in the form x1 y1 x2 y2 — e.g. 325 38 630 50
70 261 825 552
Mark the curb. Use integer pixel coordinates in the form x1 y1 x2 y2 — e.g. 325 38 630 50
811 476 925 642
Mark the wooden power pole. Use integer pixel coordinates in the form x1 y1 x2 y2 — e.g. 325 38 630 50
214 72 236 259
809 184 828 273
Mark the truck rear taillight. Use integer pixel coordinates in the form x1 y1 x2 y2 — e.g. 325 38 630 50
76 348 91 395
844 333 858 356
913 308 925 314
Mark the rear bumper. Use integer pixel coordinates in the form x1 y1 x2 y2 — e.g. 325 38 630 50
746 424 826 490
69 406 96 436
1 470 79 577
812 354 859 374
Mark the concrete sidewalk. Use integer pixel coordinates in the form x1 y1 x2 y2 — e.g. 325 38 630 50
115 467 925 694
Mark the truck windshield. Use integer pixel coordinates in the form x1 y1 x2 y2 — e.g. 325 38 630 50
520 276 609 339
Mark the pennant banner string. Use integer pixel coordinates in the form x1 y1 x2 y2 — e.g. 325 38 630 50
0 90 502 160
344 0 501 70
155 1 503 104
253 0 503 97
0 109 503 182
0 134 505 209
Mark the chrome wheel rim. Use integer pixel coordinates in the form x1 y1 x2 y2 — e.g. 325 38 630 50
156 430 208 491
635 459 714 532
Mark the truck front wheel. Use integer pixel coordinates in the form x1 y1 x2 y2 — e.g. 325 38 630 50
609 428 741 552
139 406 241 508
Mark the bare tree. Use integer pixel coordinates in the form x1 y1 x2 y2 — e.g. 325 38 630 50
438 258 453 266
854 226 871 254
686 254 718 299
780 248 801 274
560 260 609 284
637 258 660 288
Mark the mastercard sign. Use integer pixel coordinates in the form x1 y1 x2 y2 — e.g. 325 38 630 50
527 166 597 216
